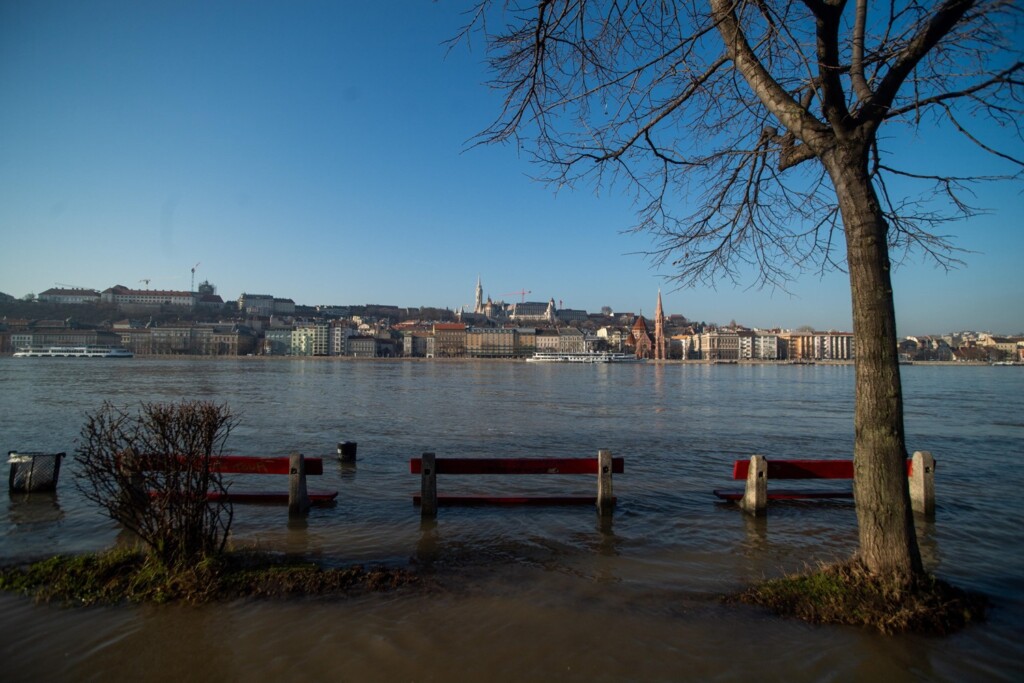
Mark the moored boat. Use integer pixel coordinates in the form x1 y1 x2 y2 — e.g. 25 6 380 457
526 352 645 363
13 345 134 359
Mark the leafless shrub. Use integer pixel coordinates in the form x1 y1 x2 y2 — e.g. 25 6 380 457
75 400 236 569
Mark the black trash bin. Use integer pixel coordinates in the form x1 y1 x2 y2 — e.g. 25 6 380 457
8 451 66 492
337 441 357 463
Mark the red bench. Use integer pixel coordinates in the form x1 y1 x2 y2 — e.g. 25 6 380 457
713 451 935 515
410 450 622 518
128 452 338 515
205 454 337 510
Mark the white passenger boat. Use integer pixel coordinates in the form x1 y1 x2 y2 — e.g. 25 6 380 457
13 345 134 358
526 352 645 363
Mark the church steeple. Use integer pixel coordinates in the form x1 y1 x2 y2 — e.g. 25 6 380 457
654 289 667 360
474 276 483 314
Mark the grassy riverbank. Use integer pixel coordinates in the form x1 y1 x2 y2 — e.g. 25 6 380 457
1 549 988 637
0 549 420 606
734 560 988 635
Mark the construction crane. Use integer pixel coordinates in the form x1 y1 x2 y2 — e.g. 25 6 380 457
500 289 532 303
190 262 200 292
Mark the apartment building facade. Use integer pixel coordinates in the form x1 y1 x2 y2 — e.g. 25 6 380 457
291 323 330 356
466 327 517 358
696 329 740 360
781 331 855 361
737 331 780 360
433 323 467 357
11 328 122 349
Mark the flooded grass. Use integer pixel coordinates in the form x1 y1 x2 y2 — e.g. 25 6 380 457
0 549 420 606
3 548 989 638
733 560 988 634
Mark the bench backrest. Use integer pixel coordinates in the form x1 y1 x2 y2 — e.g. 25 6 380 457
410 456 624 475
127 454 324 475
209 455 324 475
731 458 913 480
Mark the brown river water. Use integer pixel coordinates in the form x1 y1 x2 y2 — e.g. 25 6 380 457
0 358 1021 681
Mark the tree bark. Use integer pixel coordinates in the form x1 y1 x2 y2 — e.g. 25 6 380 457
823 142 924 578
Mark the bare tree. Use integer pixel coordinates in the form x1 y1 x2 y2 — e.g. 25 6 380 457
464 0 1022 579
75 401 236 568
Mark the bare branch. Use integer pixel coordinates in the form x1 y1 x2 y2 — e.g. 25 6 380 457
464 0 1020 292
711 0 833 150
585 55 730 163
884 61 1024 121
866 0 978 121
850 0 875 103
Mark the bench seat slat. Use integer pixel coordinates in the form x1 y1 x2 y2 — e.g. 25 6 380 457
413 494 616 506
410 457 624 475
207 491 337 505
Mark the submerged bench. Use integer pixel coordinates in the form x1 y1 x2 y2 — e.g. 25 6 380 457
127 452 338 515
713 451 935 516
410 450 622 518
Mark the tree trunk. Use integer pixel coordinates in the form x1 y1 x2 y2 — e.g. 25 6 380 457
824 143 924 579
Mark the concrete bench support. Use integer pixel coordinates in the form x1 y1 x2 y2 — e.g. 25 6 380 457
597 449 614 516
909 450 935 517
118 448 148 513
288 451 311 516
420 452 438 519
741 454 767 515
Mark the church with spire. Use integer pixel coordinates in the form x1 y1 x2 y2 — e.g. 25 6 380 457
627 315 654 358
654 289 667 360
472 276 504 319
625 290 668 360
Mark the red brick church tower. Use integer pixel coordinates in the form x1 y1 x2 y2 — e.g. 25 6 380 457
629 315 654 358
654 290 667 360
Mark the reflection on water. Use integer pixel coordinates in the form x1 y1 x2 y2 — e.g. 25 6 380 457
740 511 769 553
7 492 64 525
0 359 1022 680
915 513 941 569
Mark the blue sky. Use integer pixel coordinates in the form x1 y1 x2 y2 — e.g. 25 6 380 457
1 1 1020 335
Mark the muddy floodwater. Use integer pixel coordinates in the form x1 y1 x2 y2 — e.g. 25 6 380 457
1 358 1021 681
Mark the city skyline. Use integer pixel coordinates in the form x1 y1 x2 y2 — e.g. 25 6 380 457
2 2 1021 336
12 278 1022 338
